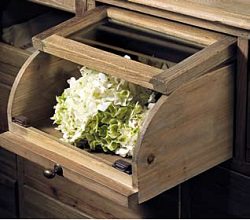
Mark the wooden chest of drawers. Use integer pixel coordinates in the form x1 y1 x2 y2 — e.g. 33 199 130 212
1 0 250 218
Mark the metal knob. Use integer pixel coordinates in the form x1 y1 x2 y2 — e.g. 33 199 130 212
43 164 63 179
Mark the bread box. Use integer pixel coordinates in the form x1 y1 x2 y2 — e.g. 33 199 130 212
0 4 236 207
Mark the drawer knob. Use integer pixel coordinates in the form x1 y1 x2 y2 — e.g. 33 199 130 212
43 164 63 179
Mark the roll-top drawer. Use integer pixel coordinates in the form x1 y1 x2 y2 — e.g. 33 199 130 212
0 6 236 206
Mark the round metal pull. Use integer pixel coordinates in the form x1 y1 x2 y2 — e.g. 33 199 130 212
43 164 63 179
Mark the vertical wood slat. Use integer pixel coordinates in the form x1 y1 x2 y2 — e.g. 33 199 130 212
234 38 249 162
246 40 250 162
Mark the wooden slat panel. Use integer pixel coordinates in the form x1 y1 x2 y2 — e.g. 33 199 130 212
187 0 250 17
9 51 78 124
75 0 87 16
23 186 88 218
0 63 20 77
41 34 162 92
34 7 234 94
0 71 16 87
0 43 31 67
40 35 235 95
234 38 249 162
107 7 224 46
127 0 250 30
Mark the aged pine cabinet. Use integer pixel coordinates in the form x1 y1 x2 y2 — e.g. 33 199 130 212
0 0 250 218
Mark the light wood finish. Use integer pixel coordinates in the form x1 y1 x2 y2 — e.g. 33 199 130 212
127 0 250 30
134 65 234 202
187 0 250 17
152 36 236 94
33 119 132 165
5 51 138 207
33 6 224 47
87 0 96 10
0 3 236 206
97 0 250 38
8 52 78 124
1 51 235 205
74 37 175 68
23 186 89 218
0 130 137 207
29 0 75 13
75 0 87 16
38 34 235 95
33 7 234 94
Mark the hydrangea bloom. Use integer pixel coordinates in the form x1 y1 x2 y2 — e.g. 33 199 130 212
51 65 156 157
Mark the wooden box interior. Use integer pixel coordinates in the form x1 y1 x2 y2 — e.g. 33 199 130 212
9 12 205 165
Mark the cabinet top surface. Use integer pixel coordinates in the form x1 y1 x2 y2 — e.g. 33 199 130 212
127 0 250 30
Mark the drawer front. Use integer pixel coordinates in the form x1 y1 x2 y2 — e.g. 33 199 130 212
0 173 18 218
23 185 88 219
23 159 179 218
23 159 140 219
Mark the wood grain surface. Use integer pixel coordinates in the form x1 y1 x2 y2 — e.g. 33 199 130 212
97 0 250 38
127 0 250 30
134 64 234 202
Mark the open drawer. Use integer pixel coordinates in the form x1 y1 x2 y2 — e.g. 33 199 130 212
0 6 236 206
